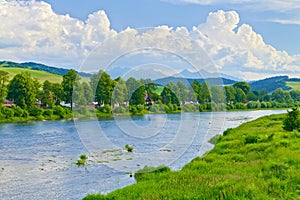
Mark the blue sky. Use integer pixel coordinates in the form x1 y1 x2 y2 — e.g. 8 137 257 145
1 0 300 80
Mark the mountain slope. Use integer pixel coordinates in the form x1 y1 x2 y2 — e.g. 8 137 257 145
154 76 236 86
249 76 291 92
0 61 92 77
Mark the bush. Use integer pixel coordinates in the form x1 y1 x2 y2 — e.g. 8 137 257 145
182 104 198 112
113 106 127 114
12 106 24 117
244 135 259 144
53 106 69 118
125 144 133 152
149 104 165 113
76 154 87 166
283 107 300 131
0 106 14 119
247 101 261 109
98 105 112 114
43 109 53 117
235 102 247 109
223 128 233 136
28 107 44 117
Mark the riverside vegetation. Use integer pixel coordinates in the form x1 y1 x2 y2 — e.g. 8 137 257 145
1 68 300 122
83 112 300 199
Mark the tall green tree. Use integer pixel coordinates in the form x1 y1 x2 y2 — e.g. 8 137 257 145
271 88 292 103
290 90 300 102
126 77 141 101
41 80 55 108
247 91 258 101
233 82 251 95
211 85 226 104
201 81 211 102
62 69 77 109
129 85 145 106
161 87 179 105
258 89 270 102
94 70 114 106
166 82 179 102
191 80 202 103
82 82 93 104
235 88 247 103
112 77 128 106
41 81 65 108
7 73 37 109
177 81 188 104
224 86 236 103
73 80 87 106
0 70 9 105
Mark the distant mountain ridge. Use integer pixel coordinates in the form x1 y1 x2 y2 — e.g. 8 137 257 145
175 69 242 81
0 61 92 77
154 76 236 87
1 60 300 93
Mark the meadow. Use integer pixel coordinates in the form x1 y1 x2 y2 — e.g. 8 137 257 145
84 113 300 199
286 81 300 91
0 67 63 83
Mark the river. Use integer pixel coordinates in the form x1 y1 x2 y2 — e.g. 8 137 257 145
0 110 286 199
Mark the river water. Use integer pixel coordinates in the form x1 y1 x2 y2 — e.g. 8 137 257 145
0 110 286 199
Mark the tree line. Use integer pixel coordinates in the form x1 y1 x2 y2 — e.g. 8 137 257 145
1 68 300 121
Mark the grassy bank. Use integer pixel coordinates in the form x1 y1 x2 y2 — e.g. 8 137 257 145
84 113 300 199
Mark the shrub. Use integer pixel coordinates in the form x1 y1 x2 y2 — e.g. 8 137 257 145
76 154 87 166
125 144 133 152
235 102 247 109
0 106 14 119
283 107 300 131
12 106 24 117
244 135 259 144
113 106 127 114
98 105 112 114
182 104 198 112
149 104 165 113
223 128 233 136
43 109 53 117
53 106 66 118
28 107 44 117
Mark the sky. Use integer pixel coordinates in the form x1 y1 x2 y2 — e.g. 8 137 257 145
1 0 300 80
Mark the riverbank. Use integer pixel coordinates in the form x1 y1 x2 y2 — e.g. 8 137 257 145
0 104 288 124
84 113 300 199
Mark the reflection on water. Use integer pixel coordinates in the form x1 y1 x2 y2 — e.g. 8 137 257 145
0 110 285 199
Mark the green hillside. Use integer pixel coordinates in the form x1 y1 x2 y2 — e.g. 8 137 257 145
84 113 300 199
286 81 300 90
0 67 63 83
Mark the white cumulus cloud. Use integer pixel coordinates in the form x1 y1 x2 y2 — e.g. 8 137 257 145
0 0 299 80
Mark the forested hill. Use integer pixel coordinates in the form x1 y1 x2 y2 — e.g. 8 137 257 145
249 76 293 93
0 61 92 77
154 77 236 87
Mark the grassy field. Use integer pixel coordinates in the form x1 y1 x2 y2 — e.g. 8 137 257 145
286 81 300 90
84 113 300 199
0 67 91 83
0 67 63 83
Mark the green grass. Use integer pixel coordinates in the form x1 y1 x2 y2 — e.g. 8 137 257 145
0 67 63 83
154 86 164 95
84 113 300 199
286 81 300 90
